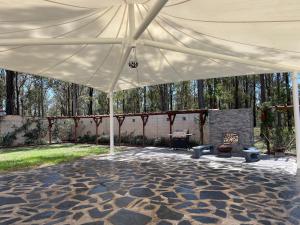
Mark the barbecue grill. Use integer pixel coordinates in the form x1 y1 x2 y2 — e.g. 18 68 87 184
169 130 192 150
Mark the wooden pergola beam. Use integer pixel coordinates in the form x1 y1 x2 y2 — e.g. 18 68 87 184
93 117 103 144
46 109 209 120
167 113 177 143
141 115 149 147
116 116 126 146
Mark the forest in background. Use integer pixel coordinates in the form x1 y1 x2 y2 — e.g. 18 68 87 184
0 69 296 153
0 69 292 123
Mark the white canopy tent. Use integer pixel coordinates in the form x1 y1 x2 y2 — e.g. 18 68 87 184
0 0 299 168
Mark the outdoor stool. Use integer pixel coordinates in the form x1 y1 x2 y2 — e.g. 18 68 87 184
192 145 214 159
243 147 260 162
217 144 232 157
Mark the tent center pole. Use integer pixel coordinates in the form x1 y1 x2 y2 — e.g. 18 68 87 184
109 91 114 154
292 71 300 171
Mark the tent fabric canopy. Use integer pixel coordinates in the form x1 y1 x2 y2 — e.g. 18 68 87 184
0 0 300 92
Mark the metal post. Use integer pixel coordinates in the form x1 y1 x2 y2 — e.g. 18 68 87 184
292 71 300 170
132 0 168 40
128 3 136 38
0 38 123 46
110 0 168 92
109 92 114 154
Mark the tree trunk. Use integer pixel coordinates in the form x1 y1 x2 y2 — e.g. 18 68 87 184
123 91 126 113
284 73 292 128
260 74 270 154
169 84 173 111
143 87 147 112
72 84 79 116
159 84 168 111
276 73 281 127
253 76 257 127
266 73 273 101
245 76 249 108
207 80 213 109
15 73 20 115
260 74 266 103
21 98 24 116
234 76 240 109
197 80 205 108
213 79 217 108
40 78 44 117
135 89 141 113
165 84 169 111
88 87 93 115
5 70 15 115
67 85 71 116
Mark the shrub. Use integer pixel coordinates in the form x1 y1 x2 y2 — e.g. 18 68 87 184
0 119 33 147
98 135 110 144
136 135 145 145
116 134 155 146
24 119 47 145
78 134 97 144
51 119 73 143
189 140 199 147
154 137 170 147
0 132 17 147
269 127 295 153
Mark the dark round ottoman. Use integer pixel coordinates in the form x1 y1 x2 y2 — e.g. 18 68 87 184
217 144 232 157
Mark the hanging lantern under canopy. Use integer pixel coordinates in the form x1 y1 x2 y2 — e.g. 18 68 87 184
128 47 138 69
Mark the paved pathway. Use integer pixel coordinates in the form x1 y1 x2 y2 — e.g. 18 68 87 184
0 147 299 225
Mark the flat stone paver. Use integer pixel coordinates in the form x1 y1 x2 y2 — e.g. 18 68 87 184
0 147 299 225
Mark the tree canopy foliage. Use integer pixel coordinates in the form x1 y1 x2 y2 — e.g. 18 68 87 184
0 69 294 129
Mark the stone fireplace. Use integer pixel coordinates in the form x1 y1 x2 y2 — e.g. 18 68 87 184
208 108 254 153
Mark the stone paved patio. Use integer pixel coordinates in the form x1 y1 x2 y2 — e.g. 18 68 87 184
0 147 299 225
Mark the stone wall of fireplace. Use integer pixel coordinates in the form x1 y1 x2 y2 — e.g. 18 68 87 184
208 108 254 152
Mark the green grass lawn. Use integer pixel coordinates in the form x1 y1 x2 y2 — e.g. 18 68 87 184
0 144 110 172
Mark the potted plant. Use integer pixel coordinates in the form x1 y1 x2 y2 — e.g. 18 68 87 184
269 127 294 157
